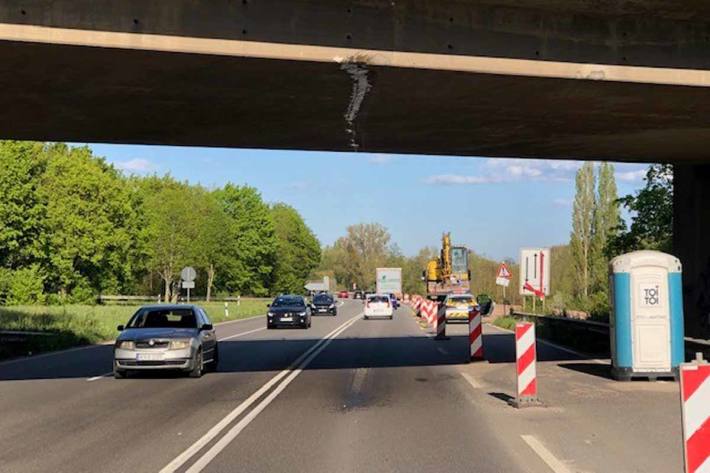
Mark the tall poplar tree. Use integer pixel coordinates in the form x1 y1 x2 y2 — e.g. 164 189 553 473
590 162 620 295
570 162 596 299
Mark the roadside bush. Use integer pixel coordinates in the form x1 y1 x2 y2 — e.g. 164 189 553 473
586 292 611 322
493 316 517 331
5 266 45 305
68 278 97 304
0 267 11 304
549 292 570 315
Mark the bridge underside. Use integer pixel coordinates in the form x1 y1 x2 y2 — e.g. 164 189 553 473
2 0 710 339
3 39 710 162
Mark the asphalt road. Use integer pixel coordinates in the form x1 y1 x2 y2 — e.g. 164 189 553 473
0 300 683 473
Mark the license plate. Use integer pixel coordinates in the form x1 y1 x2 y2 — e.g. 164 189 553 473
318 309 327 312
281 316 293 321
137 353 164 361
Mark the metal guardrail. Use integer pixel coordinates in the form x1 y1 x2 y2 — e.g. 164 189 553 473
510 311 710 358
511 311 610 330
510 311 610 355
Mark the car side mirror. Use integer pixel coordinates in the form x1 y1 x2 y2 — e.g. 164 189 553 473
117 325 124 331
266 303 271 307
201 323 213 331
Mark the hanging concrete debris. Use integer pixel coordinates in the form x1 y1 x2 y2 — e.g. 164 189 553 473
340 60 371 151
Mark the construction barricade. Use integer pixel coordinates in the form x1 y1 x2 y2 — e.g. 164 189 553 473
421 300 434 324
680 353 710 473
434 301 447 340
513 322 541 407
468 307 484 361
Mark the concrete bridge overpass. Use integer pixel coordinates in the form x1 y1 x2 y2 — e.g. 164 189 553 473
1 0 709 339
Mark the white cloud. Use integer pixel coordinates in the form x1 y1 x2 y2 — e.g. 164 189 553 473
114 158 155 173
425 159 652 187
615 169 646 182
426 158 583 186
424 174 503 185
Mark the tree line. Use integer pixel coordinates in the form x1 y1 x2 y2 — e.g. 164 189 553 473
0 141 321 304
547 163 673 318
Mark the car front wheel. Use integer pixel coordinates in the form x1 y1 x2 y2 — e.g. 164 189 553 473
189 349 203 378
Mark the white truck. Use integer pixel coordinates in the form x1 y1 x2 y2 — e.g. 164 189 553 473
376 268 402 299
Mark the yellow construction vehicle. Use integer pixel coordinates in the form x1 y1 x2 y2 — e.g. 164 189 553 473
423 233 471 298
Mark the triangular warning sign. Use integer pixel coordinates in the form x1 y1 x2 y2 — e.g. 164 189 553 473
497 263 512 279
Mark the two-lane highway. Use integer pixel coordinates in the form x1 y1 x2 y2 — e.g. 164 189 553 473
0 302 360 473
1 300 680 473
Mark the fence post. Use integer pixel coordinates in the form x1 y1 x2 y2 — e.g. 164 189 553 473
224 302 229 318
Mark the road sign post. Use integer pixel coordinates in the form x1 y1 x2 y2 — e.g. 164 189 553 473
181 280 195 302
180 267 197 303
496 263 512 316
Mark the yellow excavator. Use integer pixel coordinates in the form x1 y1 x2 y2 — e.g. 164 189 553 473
423 232 471 298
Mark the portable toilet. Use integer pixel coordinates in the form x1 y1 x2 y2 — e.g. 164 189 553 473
609 250 684 381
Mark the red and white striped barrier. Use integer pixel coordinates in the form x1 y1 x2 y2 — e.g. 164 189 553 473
514 322 540 407
421 300 435 324
468 307 483 361
680 354 710 473
434 302 447 340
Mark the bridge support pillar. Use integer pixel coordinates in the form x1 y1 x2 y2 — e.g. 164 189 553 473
674 164 710 340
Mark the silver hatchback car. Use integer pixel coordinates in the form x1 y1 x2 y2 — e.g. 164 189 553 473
113 305 218 378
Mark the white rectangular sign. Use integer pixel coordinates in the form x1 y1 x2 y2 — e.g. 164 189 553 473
496 277 510 287
519 248 550 297
181 281 195 289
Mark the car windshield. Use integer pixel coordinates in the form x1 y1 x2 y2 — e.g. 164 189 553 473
313 294 332 303
127 308 197 329
272 296 305 307
367 295 389 303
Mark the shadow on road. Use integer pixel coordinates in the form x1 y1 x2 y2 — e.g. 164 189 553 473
0 330 594 381
557 362 613 380
482 332 590 364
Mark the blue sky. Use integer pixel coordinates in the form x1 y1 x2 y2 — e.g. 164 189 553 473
88 144 649 261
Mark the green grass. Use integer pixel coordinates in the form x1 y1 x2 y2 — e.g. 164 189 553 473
0 298 269 359
492 315 517 331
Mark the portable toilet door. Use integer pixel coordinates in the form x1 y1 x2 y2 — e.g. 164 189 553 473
610 250 684 380
630 263 671 372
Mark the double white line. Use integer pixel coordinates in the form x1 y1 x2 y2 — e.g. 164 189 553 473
160 312 363 473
